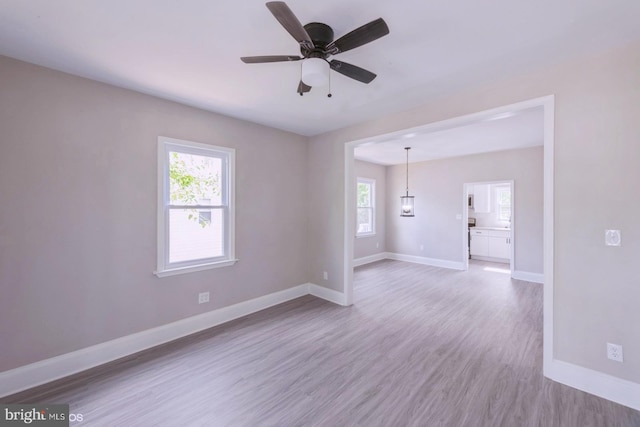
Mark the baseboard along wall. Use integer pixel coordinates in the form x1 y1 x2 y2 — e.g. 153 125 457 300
2 271 635 412
0 283 343 398
547 359 640 411
355 253 544 286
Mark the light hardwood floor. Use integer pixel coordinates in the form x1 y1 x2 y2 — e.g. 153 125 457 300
4 260 640 426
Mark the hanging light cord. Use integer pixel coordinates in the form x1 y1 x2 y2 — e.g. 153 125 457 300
405 147 410 196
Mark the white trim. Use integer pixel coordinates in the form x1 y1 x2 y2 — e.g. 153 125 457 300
512 270 544 284
308 283 348 306
353 253 386 267
541 96 555 379
385 252 465 271
547 360 640 411
154 259 239 277
0 283 313 398
344 144 355 306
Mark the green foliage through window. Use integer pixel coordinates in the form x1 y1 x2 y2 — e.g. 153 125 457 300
169 152 221 227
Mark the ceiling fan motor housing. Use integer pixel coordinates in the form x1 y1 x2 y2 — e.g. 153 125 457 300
301 22 334 57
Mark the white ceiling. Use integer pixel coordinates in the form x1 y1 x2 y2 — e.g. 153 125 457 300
0 1 639 136
354 107 543 165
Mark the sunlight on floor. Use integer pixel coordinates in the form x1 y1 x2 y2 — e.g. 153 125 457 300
483 266 511 274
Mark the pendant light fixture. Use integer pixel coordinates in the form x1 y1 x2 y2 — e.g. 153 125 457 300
400 147 415 217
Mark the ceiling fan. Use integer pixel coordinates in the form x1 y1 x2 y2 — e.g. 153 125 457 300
241 1 390 96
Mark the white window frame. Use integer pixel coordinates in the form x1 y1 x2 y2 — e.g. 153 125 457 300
155 136 237 277
356 177 376 237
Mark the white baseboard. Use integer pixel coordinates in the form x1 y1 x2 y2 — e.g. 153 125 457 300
353 252 386 267
308 283 348 306
512 270 544 284
546 359 640 411
385 252 465 271
0 283 321 398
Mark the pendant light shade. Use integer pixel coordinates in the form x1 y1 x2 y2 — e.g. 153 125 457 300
401 195 415 216
400 147 415 217
301 58 329 87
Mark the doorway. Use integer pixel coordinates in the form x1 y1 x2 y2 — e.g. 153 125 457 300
463 180 514 275
344 95 554 374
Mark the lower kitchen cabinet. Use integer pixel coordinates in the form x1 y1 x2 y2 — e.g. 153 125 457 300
470 228 511 261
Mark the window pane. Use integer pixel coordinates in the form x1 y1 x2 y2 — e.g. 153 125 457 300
169 209 224 263
357 207 372 233
497 188 511 205
169 151 222 206
499 206 511 221
357 183 371 207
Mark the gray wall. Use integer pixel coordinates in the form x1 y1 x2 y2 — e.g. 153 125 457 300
0 56 309 372
307 41 640 384
354 160 386 260
386 147 543 274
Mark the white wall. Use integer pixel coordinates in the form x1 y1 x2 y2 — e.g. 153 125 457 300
0 56 309 372
386 147 542 274
354 160 386 260
307 41 640 385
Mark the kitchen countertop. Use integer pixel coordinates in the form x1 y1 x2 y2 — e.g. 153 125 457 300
471 227 511 231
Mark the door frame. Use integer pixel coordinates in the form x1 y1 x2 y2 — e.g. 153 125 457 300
344 95 554 375
463 180 515 275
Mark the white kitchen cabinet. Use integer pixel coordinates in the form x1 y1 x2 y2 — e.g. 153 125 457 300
489 230 511 260
473 184 491 213
470 228 511 261
470 229 488 256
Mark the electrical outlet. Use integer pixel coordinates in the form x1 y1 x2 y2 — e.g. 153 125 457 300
323 271 328 281
198 292 210 304
376 242 379 248
605 230 621 246
607 343 623 362
420 244 424 251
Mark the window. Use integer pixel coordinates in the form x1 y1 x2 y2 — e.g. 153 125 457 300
496 185 511 222
156 137 236 277
356 178 375 236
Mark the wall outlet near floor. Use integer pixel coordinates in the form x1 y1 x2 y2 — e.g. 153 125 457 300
323 271 328 281
198 292 210 304
607 343 623 362
605 229 621 246
376 242 379 248
420 244 424 251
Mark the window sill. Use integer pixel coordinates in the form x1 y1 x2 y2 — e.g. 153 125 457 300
356 233 376 239
154 259 239 278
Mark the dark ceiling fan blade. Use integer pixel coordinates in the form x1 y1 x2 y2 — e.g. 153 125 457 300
329 60 377 84
297 80 312 95
329 18 389 54
266 2 314 49
241 55 302 63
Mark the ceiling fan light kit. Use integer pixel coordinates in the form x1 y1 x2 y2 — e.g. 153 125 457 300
241 1 389 96
301 58 329 87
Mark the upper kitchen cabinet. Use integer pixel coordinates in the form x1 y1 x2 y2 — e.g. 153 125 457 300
473 184 491 213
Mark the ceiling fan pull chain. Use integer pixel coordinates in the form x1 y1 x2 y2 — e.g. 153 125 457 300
300 63 304 96
328 69 332 98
